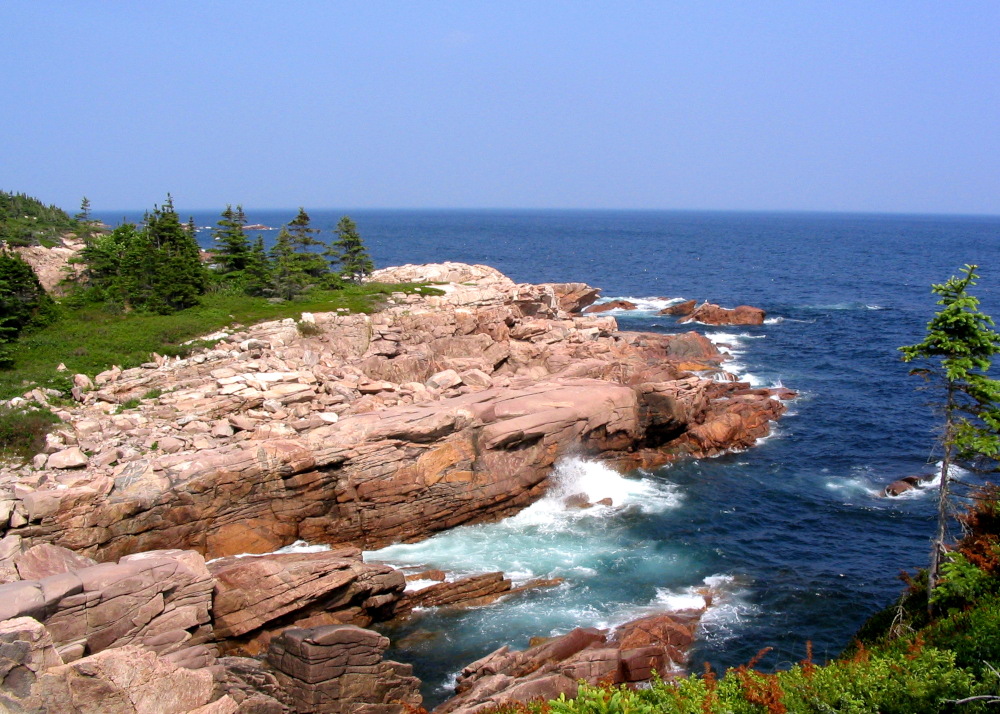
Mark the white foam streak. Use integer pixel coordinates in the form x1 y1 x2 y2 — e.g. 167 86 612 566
596 296 686 313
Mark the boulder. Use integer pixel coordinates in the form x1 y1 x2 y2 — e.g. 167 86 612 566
37 644 218 714
14 543 98 580
267 625 422 714
883 474 935 497
47 447 89 469
208 549 405 655
543 283 602 313
0 616 63 713
399 572 511 613
438 601 710 714
679 303 766 326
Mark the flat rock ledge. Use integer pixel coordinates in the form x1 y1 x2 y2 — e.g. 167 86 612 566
0 262 792 713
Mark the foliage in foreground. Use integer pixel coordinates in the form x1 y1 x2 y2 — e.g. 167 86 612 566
900 264 1000 600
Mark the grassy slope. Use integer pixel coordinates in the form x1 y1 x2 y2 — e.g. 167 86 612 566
0 283 441 400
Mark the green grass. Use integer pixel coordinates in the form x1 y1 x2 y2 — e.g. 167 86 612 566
0 282 442 400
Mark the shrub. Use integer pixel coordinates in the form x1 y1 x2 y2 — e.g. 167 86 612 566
0 403 59 463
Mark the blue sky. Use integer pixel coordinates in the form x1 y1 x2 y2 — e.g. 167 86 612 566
3 2 998 214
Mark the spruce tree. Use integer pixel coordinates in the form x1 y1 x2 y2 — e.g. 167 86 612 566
213 204 251 274
75 197 91 222
243 236 273 297
287 207 328 280
269 227 307 300
146 196 206 313
331 215 374 284
901 264 1000 608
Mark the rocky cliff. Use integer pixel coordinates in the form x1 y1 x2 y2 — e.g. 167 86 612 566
0 262 791 713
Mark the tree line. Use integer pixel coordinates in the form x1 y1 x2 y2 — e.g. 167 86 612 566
77 198 374 313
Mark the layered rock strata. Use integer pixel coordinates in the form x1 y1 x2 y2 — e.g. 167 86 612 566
267 625 421 714
1 263 789 563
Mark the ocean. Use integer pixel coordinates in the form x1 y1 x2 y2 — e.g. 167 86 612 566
97 208 1000 703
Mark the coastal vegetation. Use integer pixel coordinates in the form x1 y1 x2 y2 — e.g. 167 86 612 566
0 192 430 454
900 264 1000 606
0 190 82 246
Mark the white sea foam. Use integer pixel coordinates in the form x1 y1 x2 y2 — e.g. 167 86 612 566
705 332 773 387
275 540 332 555
594 296 686 313
366 457 682 584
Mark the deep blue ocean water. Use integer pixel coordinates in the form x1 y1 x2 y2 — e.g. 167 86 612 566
98 209 1000 703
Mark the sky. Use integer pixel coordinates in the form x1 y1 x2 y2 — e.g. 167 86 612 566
3 2 999 215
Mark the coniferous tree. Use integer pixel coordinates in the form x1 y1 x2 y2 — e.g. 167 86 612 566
213 204 251 275
331 215 374 283
287 207 328 280
75 197 91 222
901 264 1000 609
243 236 273 297
146 196 206 313
0 250 57 367
79 223 149 307
269 227 307 300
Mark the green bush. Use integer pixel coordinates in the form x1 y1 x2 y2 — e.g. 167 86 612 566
0 403 59 463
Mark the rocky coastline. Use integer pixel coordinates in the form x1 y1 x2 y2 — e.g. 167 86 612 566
0 262 791 713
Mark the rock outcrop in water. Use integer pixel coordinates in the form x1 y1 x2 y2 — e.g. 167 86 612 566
678 302 766 326
0 262 791 712
435 595 712 714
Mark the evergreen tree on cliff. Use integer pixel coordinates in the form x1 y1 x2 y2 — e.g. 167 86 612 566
213 204 251 275
243 236 272 297
287 207 328 280
331 215 374 284
270 226 307 300
901 264 1000 609
146 196 207 313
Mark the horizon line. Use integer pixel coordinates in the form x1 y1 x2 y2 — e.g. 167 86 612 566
91 206 1000 220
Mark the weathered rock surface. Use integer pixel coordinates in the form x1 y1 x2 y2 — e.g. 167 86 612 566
0 548 214 663
0 616 63 713
37 643 219 713
11 236 84 294
14 543 98 581
679 302 766 325
209 549 405 655
267 625 422 714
